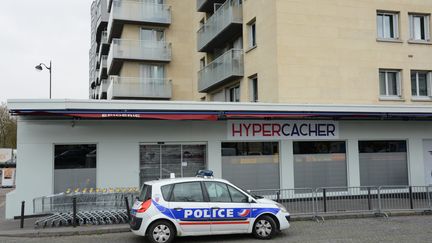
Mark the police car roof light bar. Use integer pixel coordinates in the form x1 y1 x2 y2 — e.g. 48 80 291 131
196 170 214 178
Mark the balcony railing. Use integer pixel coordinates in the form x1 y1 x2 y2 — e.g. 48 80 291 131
108 0 171 40
107 39 171 74
101 31 108 44
107 76 172 100
197 0 242 51
198 49 244 92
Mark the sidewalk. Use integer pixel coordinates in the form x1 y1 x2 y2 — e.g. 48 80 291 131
0 218 130 238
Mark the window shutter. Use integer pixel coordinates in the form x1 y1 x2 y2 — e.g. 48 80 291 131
397 72 402 97
428 72 432 96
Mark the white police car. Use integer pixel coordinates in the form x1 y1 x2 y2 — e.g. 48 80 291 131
130 170 290 243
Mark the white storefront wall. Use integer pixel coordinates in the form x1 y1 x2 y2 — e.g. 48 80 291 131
6 119 432 218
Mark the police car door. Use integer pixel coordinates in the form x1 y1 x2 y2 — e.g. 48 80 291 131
204 182 251 234
168 182 211 235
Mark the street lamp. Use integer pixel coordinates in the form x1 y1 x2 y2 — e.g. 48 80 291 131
35 61 52 99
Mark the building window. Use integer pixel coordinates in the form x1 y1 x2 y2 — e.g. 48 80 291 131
377 11 399 39
359 141 408 186
293 141 347 189
54 144 97 193
411 71 431 97
409 14 430 41
222 142 279 190
248 19 257 48
379 69 401 98
249 76 258 102
227 85 240 102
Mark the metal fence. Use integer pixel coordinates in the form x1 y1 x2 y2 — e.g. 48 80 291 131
250 185 432 219
33 189 138 228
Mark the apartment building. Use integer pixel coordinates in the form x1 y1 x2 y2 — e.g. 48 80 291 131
89 0 198 101
197 0 432 104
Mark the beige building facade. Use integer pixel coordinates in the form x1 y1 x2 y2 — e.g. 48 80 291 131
90 0 432 105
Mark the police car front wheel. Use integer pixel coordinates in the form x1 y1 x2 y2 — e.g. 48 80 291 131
252 215 277 240
146 220 175 243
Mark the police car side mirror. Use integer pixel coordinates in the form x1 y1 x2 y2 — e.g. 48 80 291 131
248 197 255 203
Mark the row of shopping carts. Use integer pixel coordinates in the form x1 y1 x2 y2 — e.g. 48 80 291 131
33 189 139 228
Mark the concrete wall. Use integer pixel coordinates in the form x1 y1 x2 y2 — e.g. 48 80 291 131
6 118 432 218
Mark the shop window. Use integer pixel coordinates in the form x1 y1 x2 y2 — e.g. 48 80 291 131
359 140 408 186
293 141 347 189
54 144 97 193
139 144 206 185
222 142 279 190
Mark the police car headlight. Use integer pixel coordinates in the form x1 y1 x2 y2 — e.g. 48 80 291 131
276 203 288 213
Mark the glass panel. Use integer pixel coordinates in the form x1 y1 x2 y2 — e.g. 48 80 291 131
140 145 161 184
161 145 181 179
359 141 408 186
228 185 248 203
383 15 392 38
379 71 386 95
377 15 384 38
418 72 428 96
181 145 207 177
411 72 418 96
139 184 152 201
171 182 204 202
387 72 398 95
414 16 423 40
293 141 347 188
222 142 280 190
205 182 231 202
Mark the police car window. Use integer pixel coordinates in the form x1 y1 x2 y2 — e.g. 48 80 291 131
204 182 231 202
171 182 204 202
139 184 152 201
161 184 173 201
228 185 248 203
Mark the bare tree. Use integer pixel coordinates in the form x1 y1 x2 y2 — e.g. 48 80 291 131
0 103 17 148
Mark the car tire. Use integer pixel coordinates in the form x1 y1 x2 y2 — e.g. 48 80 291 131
146 220 175 243
252 215 277 240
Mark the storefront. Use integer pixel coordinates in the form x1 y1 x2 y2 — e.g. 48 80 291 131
5 100 432 218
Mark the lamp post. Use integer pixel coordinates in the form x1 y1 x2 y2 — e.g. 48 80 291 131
35 61 52 99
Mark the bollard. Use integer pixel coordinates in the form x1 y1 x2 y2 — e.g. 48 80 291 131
323 189 327 213
125 196 131 222
276 191 280 203
72 197 77 228
409 186 414 210
367 187 372 211
20 201 25 229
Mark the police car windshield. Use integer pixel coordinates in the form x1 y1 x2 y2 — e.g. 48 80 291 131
234 185 263 200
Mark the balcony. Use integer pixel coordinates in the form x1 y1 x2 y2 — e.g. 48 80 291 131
197 0 242 52
98 79 108 100
107 0 171 41
98 55 108 81
198 49 244 92
98 31 110 61
107 76 172 100
107 39 172 75
197 0 226 12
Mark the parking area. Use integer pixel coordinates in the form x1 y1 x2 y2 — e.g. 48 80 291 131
1 215 432 243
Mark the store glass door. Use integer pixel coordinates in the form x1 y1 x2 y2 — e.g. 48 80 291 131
139 144 207 185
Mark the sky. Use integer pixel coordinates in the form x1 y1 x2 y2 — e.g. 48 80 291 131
0 0 93 103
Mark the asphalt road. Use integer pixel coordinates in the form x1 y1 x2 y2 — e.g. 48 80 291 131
1 215 432 243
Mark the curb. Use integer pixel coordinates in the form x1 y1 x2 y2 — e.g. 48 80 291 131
290 210 432 221
0 225 130 238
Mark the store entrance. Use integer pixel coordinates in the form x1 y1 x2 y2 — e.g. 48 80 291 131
139 143 207 186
